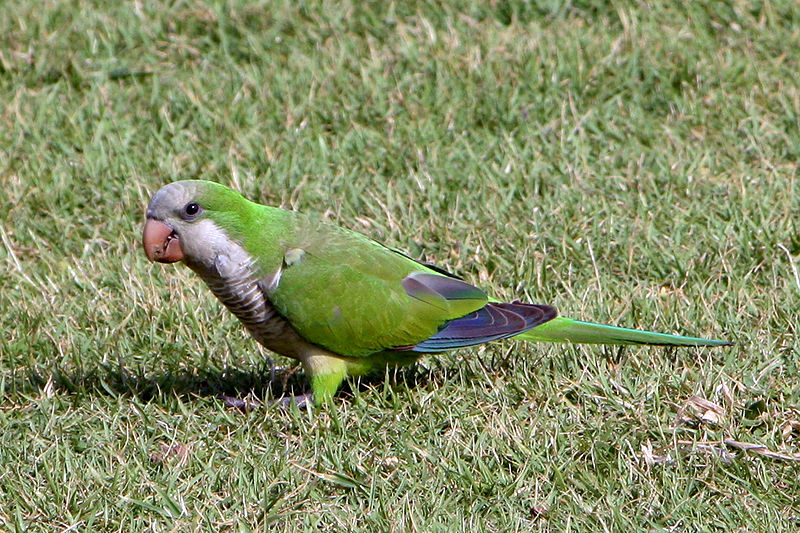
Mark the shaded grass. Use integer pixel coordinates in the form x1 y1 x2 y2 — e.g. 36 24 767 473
1 0 800 530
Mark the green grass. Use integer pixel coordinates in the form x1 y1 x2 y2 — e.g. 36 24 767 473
1 0 799 530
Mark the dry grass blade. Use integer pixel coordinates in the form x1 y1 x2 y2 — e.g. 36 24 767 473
674 439 800 464
722 439 800 463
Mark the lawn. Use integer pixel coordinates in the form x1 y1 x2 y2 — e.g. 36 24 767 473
1 0 799 530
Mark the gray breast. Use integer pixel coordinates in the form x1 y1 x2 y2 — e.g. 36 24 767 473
189 251 302 357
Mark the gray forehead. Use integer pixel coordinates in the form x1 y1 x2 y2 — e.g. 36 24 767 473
146 182 197 219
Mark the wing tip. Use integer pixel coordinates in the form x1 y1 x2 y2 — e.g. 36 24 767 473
395 301 557 353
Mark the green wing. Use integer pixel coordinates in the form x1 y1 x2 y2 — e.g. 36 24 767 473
262 218 487 357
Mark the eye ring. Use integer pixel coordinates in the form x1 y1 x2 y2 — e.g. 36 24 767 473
183 202 201 219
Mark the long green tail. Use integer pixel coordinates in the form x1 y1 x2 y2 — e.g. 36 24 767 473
517 317 731 347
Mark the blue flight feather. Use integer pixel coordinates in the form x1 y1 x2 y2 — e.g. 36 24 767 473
394 302 557 353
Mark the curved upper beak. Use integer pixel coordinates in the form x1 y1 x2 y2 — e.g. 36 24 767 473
143 219 184 263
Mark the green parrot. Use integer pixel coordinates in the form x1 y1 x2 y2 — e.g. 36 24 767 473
143 180 730 406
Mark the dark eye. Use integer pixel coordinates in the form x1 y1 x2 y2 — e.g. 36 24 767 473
183 202 200 218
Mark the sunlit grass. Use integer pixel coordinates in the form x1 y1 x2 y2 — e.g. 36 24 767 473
1 1 799 530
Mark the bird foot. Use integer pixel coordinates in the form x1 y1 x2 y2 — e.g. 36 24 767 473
219 394 262 412
277 393 313 409
218 393 313 412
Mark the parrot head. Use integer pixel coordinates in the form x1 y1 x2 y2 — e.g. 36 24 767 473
143 180 248 268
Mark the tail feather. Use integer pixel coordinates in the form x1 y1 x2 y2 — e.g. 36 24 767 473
516 316 731 347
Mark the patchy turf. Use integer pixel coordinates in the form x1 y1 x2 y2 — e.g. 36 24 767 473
1 1 799 530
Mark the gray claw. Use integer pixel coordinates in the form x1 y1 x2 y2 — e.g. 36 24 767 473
278 393 313 409
219 395 261 412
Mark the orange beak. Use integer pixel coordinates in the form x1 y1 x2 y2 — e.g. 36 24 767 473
143 219 184 263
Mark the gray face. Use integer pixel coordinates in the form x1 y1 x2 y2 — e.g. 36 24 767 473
143 181 228 268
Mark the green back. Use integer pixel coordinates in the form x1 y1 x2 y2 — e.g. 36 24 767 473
198 187 487 357
266 216 487 356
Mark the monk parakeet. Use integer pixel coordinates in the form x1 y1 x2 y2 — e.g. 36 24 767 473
143 180 730 406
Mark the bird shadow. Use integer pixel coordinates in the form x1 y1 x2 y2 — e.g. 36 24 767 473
2 360 437 408
5 362 298 405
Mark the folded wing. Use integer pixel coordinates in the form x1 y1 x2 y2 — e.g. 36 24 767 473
393 301 556 353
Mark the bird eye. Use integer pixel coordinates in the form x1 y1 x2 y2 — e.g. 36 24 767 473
183 202 201 218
